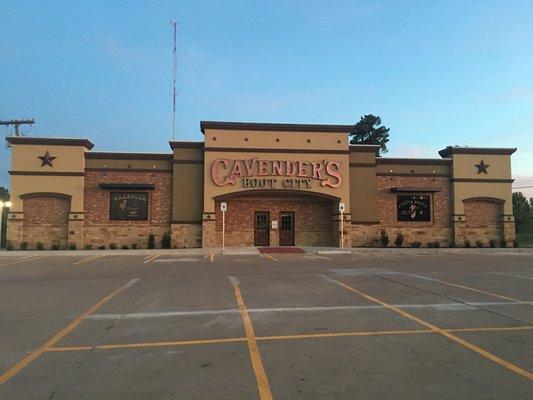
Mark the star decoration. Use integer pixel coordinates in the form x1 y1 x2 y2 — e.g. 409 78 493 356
306 138 311 143
475 159 489 174
38 151 56 167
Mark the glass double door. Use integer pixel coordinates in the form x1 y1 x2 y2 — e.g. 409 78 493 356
254 211 294 246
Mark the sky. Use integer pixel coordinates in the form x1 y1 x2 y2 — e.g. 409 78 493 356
1 0 532 197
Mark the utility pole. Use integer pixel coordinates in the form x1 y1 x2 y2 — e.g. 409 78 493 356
171 18 177 140
0 119 35 136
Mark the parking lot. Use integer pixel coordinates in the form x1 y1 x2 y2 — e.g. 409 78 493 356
0 249 532 399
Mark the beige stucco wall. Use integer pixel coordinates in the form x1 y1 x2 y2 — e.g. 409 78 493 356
11 144 86 172
202 129 350 214
8 144 87 212
450 153 513 215
204 129 348 150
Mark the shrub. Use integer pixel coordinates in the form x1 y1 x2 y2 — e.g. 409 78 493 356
427 241 435 248
109 243 117 250
410 241 422 248
464 239 471 248
6 240 13 251
97 245 106 250
147 234 155 249
500 239 507 248
161 231 171 249
36 241 44 250
489 239 496 248
121 245 129 250
394 232 404 247
51 244 60 250
379 229 389 247
19 241 28 250
475 240 484 248
433 241 440 248
68 243 77 250
84 244 93 250
131 243 138 249
513 239 519 248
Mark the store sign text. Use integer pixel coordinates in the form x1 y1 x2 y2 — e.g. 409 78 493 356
211 159 342 189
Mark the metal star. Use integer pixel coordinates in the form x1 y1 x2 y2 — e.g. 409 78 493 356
38 151 56 167
475 159 489 174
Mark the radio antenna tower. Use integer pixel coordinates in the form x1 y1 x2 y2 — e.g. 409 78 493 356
171 18 177 140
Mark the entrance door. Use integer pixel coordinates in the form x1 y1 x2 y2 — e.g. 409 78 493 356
254 212 270 246
279 212 295 246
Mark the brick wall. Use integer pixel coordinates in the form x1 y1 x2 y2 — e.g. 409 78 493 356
458 200 502 245
22 196 70 248
83 171 172 248
213 198 334 246
352 176 452 246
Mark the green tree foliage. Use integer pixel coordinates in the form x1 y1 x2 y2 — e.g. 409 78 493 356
349 115 390 156
512 192 532 232
0 186 9 201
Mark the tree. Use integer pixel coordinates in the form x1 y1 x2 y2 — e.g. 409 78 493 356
0 186 8 201
349 115 390 156
512 192 532 232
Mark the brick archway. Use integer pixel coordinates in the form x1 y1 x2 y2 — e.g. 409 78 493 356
463 197 503 242
21 193 71 249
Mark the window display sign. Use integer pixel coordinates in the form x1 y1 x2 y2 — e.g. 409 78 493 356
397 195 431 222
109 192 149 220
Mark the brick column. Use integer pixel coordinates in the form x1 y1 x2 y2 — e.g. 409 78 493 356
451 214 467 247
6 213 23 248
202 213 216 248
171 223 202 248
501 215 515 245
68 213 84 249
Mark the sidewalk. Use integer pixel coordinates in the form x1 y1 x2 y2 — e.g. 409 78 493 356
1 246 532 258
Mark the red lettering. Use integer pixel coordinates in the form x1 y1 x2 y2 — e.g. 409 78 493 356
244 159 256 176
322 161 342 188
272 160 283 176
258 160 269 176
298 161 310 177
312 162 325 179
211 159 234 186
286 161 297 176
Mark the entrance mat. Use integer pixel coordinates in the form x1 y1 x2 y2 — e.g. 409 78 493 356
259 247 305 254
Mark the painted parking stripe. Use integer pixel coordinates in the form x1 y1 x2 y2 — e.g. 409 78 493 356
143 254 160 264
322 275 533 381
0 255 49 266
229 276 273 400
46 325 533 353
261 253 278 262
72 254 107 265
87 300 533 320
154 258 200 263
0 278 139 386
490 271 533 281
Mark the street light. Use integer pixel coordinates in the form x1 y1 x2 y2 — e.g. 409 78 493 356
0 201 12 249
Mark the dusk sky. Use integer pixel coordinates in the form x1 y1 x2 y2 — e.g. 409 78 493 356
1 0 532 196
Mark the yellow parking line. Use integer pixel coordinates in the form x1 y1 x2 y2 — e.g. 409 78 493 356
72 254 107 266
331 277 533 380
44 325 533 353
0 255 49 266
312 254 330 261
48 337 247 352
143 254 160 264
0 278 138 386
230 277 273 400
262 253 278 262
435 279 524 303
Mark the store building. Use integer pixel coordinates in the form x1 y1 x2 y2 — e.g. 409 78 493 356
5 121 516 249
